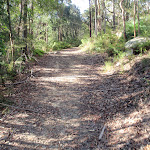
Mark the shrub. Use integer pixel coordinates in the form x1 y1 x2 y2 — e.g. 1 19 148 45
81 33 125 56
135 41 150 54
125 16 150 41
33 49 45 56
67 39 82 47
52 41 71 51
103 61 114 72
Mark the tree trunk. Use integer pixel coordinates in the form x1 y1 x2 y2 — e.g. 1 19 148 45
58 26 62 41
103 0 106 33
18 0 23 37
7 0 14 63
148 1 149 14
89 0 92 37
120 0 126 40
91 7 94 34
23 0 28 57
95 0 98 36
58 27 59 41
31 0 34 50
97 0 101 32
134 0 136 38
113 0 116 30
46 23 48 44
29 17 31 35
137 0 140 36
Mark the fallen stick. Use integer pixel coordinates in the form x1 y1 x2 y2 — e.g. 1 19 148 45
99 125 106 140
5 78 29 86
0 103 43 114
0 130 11 142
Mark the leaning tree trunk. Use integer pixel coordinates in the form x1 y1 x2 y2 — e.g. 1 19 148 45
120 0 126 40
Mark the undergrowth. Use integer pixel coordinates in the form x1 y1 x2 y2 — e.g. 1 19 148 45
52 41 71 51
80 16 150 73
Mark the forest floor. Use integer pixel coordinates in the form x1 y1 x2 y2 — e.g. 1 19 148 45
0 47 150 150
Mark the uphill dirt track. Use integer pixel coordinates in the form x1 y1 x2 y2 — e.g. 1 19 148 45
0 48 150 150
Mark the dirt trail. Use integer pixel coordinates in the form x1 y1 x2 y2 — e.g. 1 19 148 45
0 48 150 150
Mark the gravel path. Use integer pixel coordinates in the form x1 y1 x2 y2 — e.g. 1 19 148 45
0 48 149 150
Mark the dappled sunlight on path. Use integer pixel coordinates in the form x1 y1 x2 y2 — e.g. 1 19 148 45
0 47 150 149
0 47 105 149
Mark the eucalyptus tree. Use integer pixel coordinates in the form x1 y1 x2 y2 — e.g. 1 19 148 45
95 0 98 36
89 0 92 37
137 0 140 35
97 0 102 32
23 0 28 56
112 0 116 30
120 0 126 40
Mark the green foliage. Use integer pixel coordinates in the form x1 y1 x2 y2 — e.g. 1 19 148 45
126 21 137 40
66 39 82 47
126 16 150 40
103 61 113 72
0 36 6 56
33 49 45 56
52 41 71 50
81 33 125 56
140 16 150 37
134 41 150 54
34 39 48 51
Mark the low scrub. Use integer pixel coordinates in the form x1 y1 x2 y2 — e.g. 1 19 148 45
67 39 82 47
134 41 150 54
52 41 71 51
81 33 125 56
33 49 45 56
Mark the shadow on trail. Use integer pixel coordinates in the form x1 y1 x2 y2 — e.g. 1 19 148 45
0 49 149 149
78 58 150 149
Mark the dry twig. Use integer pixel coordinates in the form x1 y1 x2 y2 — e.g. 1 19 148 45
99 125 106 140
0 103 44 114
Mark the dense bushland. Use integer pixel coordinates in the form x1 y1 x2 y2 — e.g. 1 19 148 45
0 0 82 85
81 15 150 68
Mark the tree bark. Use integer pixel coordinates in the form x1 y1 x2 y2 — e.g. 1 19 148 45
134 0 136 38
58 27 60 41
31 0 34 50
97 0 101 32
23 0 28 57
7 0 14 63
95 0 98 36
148 1 149 14
89 0 92 37
58 26 62 41
137 0 140 36
103 0 106 33
113 0 116 30
18 0 23 37
120 0 126 40
46 23 48 44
